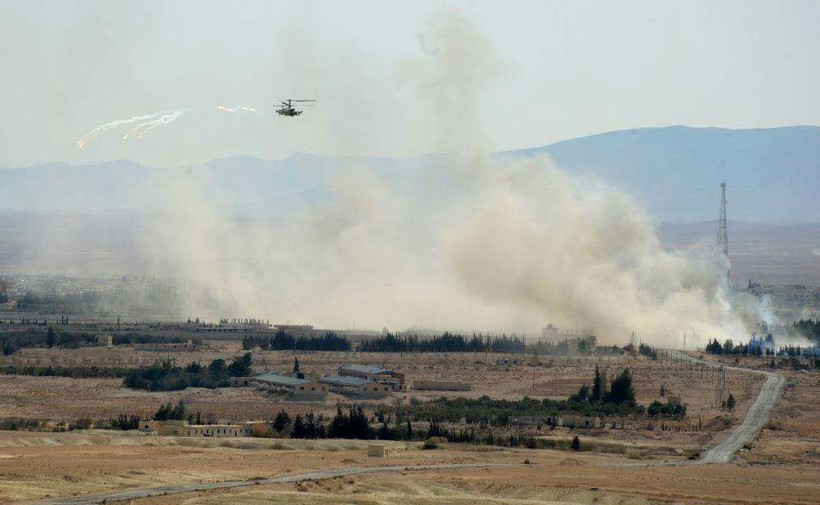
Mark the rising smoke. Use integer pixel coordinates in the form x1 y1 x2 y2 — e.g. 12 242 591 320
124 11 757 348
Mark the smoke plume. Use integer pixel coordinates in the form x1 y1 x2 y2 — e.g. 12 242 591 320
16 11 764 348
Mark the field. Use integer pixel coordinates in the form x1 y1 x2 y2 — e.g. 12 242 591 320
0 430 817 504
1 338 817 503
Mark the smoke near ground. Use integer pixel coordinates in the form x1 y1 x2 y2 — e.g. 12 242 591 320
2 11 766 346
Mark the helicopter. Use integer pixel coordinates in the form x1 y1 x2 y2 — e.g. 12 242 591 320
274 97 316 117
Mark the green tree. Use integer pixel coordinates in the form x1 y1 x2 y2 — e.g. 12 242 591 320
571 435 581 451
228 352 253 377
726 393 736 410
46 327 56 348
605 368 635 405
169 400 186 420
570 384 590 403
328 407 348 438
591 365 602 402
208 359 227 378
154 402 172 421
273 410 291 433
291 414 306 438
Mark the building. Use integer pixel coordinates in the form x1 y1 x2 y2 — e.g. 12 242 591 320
367 444 389 457
230 372 328 399
274 324 315 337
561 415 603 429
320 375 393 397
509 415 602 429
134 341 197 352
338 364 405 390
182 423 254 437
541 324 597 354
412 380 471 392
141 420 255 437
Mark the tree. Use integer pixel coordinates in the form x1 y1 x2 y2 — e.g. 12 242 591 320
46 327 56 348
591 366 602 402
209 359 226 376
605 368 635 405
273 410 291 433
569 384 590 403
726 393 736 410
228 352 252 377
328 407 348 438
291 415 306 438
571 435 581 451
154 402 172 421
169 400 186 420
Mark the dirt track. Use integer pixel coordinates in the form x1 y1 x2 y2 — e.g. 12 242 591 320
22 463 512 505
669 350 785 464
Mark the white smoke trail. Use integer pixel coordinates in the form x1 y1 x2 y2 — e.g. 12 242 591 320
77 111 169 149
122 109 190 140
217 105 257 113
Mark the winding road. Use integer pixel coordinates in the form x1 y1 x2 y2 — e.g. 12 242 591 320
667 350 785 464
23 463 512 505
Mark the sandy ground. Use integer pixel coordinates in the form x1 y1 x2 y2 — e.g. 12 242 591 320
0 430 817 504
1 347 813 504
0 347 763 428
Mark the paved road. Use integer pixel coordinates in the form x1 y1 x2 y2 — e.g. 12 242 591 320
668 350 785 464
23 463 512 505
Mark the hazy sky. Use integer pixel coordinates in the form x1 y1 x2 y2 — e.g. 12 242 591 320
1 0 818 167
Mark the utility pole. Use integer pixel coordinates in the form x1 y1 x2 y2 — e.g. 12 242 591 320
717 182 730 285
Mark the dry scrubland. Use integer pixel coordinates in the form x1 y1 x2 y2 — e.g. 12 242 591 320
0 343 817 503
0 431 817 504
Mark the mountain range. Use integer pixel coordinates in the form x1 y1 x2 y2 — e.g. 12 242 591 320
2 125 819 223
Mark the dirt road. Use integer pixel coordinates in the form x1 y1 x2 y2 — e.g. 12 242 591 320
23 463 512 505
668 350 785 464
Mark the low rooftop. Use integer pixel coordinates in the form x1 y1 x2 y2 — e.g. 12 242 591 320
339 364 390 375
252 372 309 386
320 375 374 387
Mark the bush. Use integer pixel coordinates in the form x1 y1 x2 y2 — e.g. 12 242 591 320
68 417 93 431
422 438 439 450
571 436 581 451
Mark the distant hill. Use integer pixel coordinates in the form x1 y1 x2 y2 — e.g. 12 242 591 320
506 125 820 222
2 125 819 222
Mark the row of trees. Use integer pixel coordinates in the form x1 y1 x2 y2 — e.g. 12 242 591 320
15 291 100 312
123 353 253 391
570 367 636 407
793 319 820 344
638 343 657 359
0 364 129 379
1 328 98 355
242 330 350 351
358 332 526 353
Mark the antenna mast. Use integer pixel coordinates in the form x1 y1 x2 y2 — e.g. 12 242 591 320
717 182 730 284
717 182 728 256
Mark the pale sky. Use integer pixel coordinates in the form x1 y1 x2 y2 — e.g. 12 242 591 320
1 0 818 167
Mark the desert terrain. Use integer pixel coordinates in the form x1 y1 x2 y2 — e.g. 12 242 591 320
0 340 816 504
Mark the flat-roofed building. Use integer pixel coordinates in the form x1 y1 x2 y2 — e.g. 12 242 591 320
230 372 328 399
338 364 405 390
320 375 392 397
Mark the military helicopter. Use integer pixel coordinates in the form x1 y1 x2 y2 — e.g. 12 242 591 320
273 97 316 117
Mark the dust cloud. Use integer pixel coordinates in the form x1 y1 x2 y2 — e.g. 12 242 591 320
0 11 765 348
119 11 757 348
